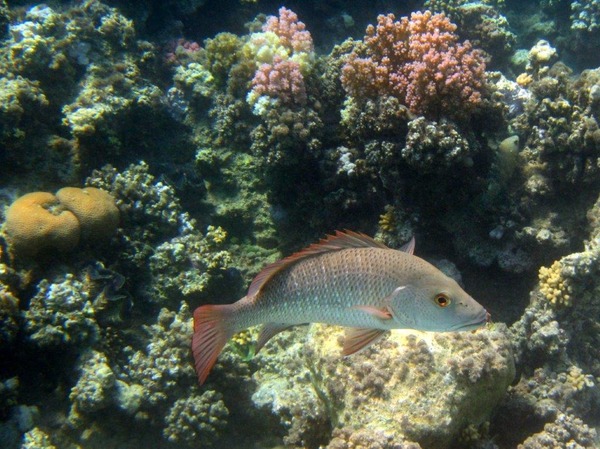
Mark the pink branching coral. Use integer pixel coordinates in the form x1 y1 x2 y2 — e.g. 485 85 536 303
247 7 313 109
251 56 307 106
263 6 313 54
341 11 486 119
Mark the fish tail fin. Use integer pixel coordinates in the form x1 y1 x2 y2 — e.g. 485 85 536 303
191 304 236 385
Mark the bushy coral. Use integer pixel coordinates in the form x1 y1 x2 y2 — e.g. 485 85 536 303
121 303 197 407
0 75 49 165
246 7 314 112
514 62 600 195
570 0 600 32
452 3 515 68
68 350 116 426
401 117 475 172
86 161 190 242
424 0 505 17
0 282 19 346
20 428 57 449
248 56 307 109
163 391 229 446
0 1 181 183
341 11 486 120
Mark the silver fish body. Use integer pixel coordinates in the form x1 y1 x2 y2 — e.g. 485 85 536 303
192 231 488 384
231 247 485 331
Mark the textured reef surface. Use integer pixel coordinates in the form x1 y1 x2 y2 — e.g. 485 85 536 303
0 0 599 448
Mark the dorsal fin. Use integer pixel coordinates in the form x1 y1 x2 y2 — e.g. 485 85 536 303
247 230 389 298
399 236 415 255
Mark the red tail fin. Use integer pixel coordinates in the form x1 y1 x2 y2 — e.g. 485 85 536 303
191 304 235 385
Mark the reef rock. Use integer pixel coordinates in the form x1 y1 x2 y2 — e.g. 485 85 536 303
253 324 515 449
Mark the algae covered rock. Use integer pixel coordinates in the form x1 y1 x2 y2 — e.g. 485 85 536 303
254 324 515 448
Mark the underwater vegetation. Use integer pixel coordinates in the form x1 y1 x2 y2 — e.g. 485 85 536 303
0 0 599 448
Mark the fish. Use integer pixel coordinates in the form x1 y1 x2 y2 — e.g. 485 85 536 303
191 230 489 385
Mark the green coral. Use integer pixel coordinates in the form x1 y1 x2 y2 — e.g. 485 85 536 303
21 428 57 449
204 32 244 89
149 225 231 303
173 62 215 100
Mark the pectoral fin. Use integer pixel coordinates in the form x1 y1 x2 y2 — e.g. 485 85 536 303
351 305 393 320
343 328 388 356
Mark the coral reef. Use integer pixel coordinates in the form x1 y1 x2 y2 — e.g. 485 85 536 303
2 0 600 448
327 427 422 449
163 391 229 446
148 225 231 304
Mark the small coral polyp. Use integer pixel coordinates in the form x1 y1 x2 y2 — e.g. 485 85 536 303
538 260 573 307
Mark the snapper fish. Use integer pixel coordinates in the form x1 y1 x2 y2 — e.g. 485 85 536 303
192 230 489 385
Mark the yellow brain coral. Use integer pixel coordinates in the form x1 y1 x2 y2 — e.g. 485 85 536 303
55 187 120 241
4 192 81 256
538 260 573 307
3 187 119 259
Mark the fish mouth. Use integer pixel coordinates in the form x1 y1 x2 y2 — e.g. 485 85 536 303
451 308 489 331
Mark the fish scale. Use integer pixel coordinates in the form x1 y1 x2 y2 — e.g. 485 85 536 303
191 230 488 385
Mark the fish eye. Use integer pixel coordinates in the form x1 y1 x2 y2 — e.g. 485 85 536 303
434 293 450 307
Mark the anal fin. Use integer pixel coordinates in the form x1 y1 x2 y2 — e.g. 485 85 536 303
256 322 295 354
343 328 388 356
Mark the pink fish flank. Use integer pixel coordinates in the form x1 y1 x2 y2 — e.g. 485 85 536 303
191 230 489 385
